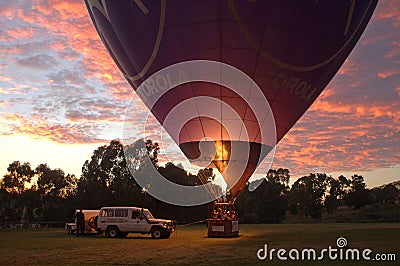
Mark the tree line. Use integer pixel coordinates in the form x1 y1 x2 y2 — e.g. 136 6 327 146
0 139 399 226
0 139 213 226
236 170 399 223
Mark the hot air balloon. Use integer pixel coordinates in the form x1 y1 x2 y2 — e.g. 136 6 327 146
85 0 377 207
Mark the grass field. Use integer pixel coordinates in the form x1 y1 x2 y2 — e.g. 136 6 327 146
0 223 399 265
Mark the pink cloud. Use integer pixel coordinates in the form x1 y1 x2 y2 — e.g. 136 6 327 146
310 99 353 114
338 59 358 75
6 27 40 39
15 54 58 70
312 95 400 120
0 2 16 19
0 84 34 95
378 70 398 79
375 0 400 26
0 75 12 82
2 0 130 101
360 31 394 47
0 30 13 42
384 42 400 59
0 112 108 144
273 81 400 176
1 0 398 181
275 113 400 177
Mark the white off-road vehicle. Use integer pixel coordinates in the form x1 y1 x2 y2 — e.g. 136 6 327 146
96 207 176 239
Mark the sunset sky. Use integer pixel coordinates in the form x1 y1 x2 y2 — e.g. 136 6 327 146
0 0 399 189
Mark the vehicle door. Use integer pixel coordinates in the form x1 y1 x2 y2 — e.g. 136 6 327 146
114 209 129 231
129 209 149 233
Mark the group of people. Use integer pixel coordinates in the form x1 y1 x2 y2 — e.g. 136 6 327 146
210 197 238 221
211 207 237 221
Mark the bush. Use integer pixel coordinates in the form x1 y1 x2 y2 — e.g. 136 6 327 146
240 213 260 224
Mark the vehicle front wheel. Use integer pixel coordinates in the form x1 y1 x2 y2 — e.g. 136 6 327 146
151 227 162 239
107 226 120 238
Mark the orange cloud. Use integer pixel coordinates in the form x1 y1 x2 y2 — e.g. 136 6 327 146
377 70 398 79
272 87 400 177
375 0 400 26
6 27 40 39
51 0 87 20
1 0 398 181
310 99 353 114
0 112 108 144
0 75 12 82
0 84 34 95
0 3 15 19
338 59 358 75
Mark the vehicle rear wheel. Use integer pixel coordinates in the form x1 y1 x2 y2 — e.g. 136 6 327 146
107 226 120 238
151 227 162 239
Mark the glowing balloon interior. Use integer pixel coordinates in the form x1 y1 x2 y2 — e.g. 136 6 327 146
85 0 377 198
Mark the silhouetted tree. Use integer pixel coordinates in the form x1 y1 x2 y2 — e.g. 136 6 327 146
288 173 329 219
344 174 370 209
266 168 290 191
235 168 290 223
325 175 350 213
145 139 160 166
36 164 77 199
33 164 78 222
381 184 399 204
370 184 399 205
77 139 142 207
0 161 35 224
1 161 34 194
256 178 288 223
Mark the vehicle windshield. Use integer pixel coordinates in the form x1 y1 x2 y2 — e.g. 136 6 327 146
143 210 154 219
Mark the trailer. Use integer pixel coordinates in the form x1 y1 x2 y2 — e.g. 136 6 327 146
65 209 99 235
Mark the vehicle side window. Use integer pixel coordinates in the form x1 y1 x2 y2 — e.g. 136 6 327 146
132 210 140 219
101 209 114 217
115 209 128 217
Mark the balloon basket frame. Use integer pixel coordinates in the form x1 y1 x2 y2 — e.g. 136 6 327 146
207 202 239 238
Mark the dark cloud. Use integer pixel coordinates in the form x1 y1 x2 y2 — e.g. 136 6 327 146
47 68 86 85
59 48 81 61
15 54 58 70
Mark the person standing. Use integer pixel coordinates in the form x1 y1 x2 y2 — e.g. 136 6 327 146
76 209 85 237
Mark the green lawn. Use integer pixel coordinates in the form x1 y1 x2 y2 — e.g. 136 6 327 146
0 223 399 265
